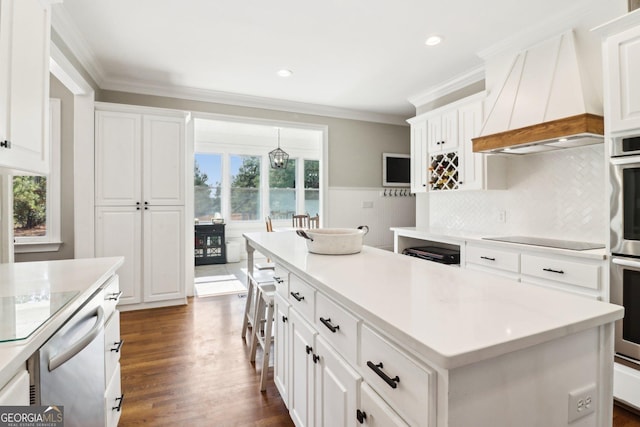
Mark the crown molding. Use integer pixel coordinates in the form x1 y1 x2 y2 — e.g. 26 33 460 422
100 77 410 126
407 65 485 109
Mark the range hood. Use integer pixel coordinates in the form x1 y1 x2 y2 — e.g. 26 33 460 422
472 31 604 154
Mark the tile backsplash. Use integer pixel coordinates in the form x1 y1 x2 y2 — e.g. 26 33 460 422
427 145 606 243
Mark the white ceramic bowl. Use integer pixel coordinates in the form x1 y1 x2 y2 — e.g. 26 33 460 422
296 226 369 255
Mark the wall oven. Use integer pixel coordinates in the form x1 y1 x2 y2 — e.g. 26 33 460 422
610 133 640 367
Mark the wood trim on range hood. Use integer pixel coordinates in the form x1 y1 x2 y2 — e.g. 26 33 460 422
472 113 604 153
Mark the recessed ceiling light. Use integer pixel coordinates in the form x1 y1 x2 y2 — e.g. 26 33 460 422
277 69 293 77
425 36 443 46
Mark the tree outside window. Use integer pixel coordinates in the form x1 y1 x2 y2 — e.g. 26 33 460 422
194 154 221 221
230 155 261 220
13 176 47 237
269 160 296 220
304 160 320 216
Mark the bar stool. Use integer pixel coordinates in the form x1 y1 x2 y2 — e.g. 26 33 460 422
241 269 274 341
249 282 276 392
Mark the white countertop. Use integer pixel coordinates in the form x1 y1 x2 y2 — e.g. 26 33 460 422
391 226 607 260
0 257 123 388
245 231 622 369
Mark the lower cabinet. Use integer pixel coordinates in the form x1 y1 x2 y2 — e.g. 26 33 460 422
275 265 432 427
102 275 124 427
357 383 409 427
0 370 29 405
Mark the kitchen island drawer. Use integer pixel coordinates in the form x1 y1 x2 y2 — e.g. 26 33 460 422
360 324 434 427
273 264 290 298
104 310 122 381
466 244 519 273
315 292 359 365
105 363 123 427
521 254 600 290
288 273 315 323
102 275 121 319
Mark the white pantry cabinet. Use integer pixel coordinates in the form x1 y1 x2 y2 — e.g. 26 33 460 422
0 0 52 174
410 120 428 193
94 103 188 309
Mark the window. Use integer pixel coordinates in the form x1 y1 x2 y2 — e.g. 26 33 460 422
13 99 61 253
230 155 261 221
304 160 319 216
194 153 222 222
269 160 296 220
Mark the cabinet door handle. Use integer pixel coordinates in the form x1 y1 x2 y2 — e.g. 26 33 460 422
110 339 124 353
282 315 288 323
112 394 124 412
367 361 400 389
107 290 123 301
356 409 367 424
480 256 496 261
273 276 284 284
543 267 564 274
0 140 11 148
306 345 313 355
313 354 320 364
290 291 305 302
319 317 340 333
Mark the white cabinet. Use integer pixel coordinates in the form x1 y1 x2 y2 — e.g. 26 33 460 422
314 335 361 427
289 309 317 427
275 293 291 407
96 205 185 306
466 242 520 279
407 93 505 193
520 253 602 299
0 0 52 174
601 20 640 133
427 109 458 153
102 276 124 427
357 383 409 427
0 369 29 405
95 104 187 309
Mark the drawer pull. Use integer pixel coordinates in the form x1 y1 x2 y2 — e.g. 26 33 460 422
107 290 123 301
110 339 124 353
480 256 496 261
112 394 124 412
356 409 367 424
313 354 320 364
274 276 284 284
543 267 564 274
319 317 340 333
282 315 288 323
291 291 305 302
306 345 313 355
367 361 400 389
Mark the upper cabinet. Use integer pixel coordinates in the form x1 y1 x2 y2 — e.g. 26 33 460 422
407 93 506 193
596 12 640 134
0 0 52 174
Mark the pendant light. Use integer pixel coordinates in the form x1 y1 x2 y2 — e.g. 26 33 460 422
269 128 289 169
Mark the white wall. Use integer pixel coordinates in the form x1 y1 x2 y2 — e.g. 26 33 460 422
328 187 416 250
425 145 606 243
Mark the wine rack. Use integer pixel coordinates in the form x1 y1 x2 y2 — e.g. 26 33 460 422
428 152 459 190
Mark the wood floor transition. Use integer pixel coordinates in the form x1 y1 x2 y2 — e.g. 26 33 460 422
118 294 640 426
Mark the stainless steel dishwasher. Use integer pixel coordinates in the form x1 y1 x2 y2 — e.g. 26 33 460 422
28 289 106 427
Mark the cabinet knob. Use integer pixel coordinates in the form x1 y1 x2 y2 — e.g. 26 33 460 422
356 409 367 424
282 315 288 323
312 354 320 364
0 140 11 149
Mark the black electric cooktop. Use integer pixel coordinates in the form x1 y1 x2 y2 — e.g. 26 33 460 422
482 236 605 251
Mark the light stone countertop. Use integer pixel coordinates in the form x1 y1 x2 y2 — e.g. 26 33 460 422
245 231 621 369
0 257 123 389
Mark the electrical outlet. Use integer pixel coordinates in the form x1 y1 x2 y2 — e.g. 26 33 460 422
568 383 596 423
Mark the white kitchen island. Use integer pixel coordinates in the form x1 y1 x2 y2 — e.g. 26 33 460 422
244 230 624 427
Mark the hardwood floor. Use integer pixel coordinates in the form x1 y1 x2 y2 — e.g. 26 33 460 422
119 294 640 427
118 294 294 426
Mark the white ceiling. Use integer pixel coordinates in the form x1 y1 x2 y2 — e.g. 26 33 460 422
52 0 620 124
